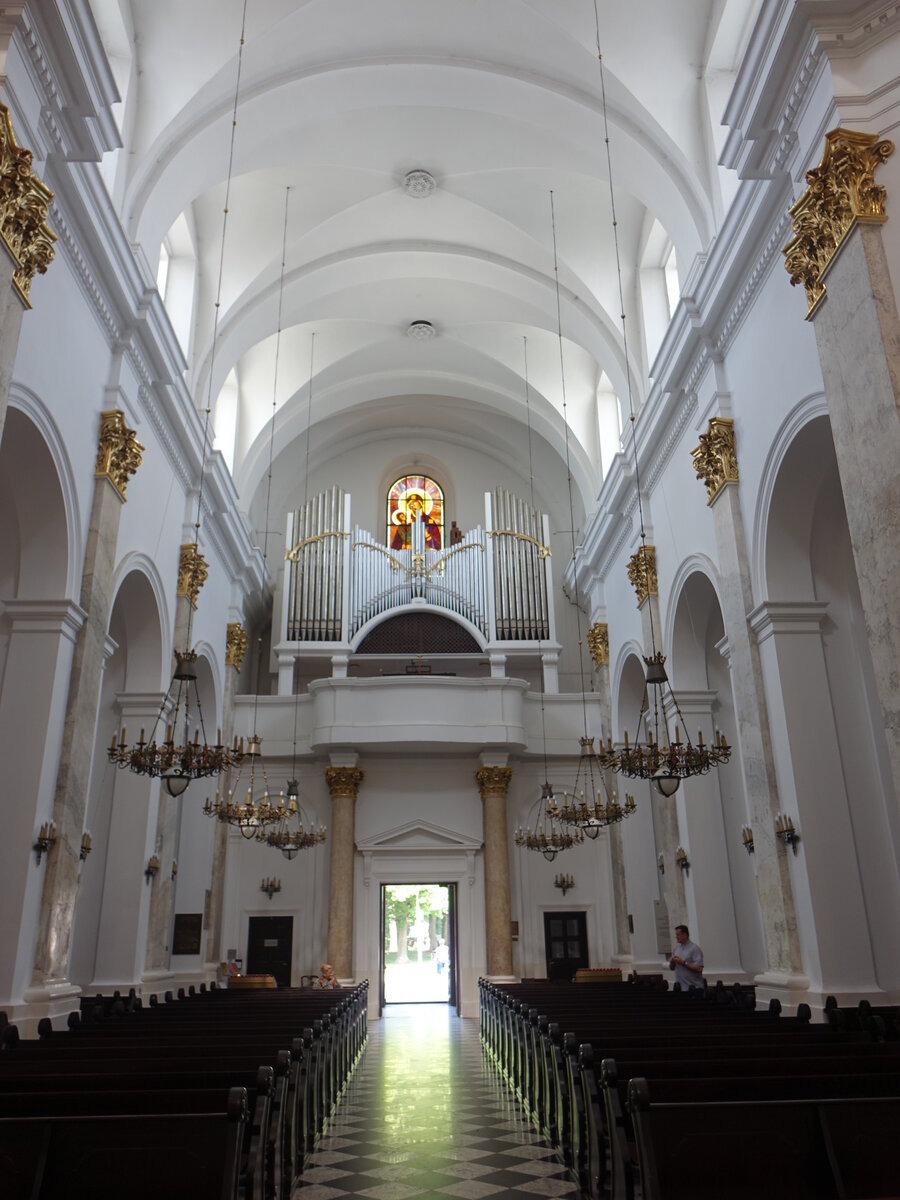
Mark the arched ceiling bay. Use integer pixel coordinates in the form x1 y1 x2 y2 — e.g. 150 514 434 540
98 0 735 520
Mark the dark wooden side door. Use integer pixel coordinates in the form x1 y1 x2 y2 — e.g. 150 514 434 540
246 915 293 987
543 911 589 980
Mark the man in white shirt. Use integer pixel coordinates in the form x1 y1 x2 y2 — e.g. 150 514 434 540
669 924 704 990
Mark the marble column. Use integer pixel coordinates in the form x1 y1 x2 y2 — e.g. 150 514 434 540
783 129 900 819
0 600 85 1019
0 101 56 445
325 761 364 981
588 623 632 963
476 761 515 978
692 422 805 990
204 622 248 975
30 413 143 1000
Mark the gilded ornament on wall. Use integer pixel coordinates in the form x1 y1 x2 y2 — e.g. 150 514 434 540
325 766 364 798
95 410 144 499
476 765 513 799
0 104 56 306
782 127 894 319
587 622 610 667
177 543 209 609
225 622 248 672
626 544 657 608
691 417 738 505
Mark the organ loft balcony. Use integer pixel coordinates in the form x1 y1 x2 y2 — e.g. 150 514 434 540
271 485 564 698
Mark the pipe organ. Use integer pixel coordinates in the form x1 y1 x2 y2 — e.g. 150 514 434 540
284 486 349 641
282 487 554 647
486 487 550 641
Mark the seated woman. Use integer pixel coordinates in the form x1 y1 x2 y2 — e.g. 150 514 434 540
314 962 339 989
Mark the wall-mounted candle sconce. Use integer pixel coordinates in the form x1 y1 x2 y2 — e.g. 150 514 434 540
145 854 160 882
675 846 690 873
657 853 665 875
741 825 754 854
34 821 57 865
553 873 574 896
775 813 800 854
260 877 282 900
80 831 92 861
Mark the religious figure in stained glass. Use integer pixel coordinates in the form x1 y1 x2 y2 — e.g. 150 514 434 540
387 474 444 550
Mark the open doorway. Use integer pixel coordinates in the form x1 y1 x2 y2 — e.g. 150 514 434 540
382 882 457 1006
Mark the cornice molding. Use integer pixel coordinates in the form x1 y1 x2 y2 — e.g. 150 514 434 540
803 1 900 57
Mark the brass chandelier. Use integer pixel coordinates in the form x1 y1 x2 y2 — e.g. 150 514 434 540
548 189 637 833
588 10 730 796
109 7 252 800
259 779 327 859
515 783 584 861
203 733 281 838
108 650 244 796
548 736 635 837
256 659 327 859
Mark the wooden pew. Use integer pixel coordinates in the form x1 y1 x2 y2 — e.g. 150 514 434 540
0 1085 248 1200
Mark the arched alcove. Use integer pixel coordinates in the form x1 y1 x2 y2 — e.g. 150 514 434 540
669 568 764 977
70 569 166 992
0 405 75 1008
760 415 900 997
0 407 69 602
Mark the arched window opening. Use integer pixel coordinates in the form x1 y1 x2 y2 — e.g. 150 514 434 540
387 474 444 550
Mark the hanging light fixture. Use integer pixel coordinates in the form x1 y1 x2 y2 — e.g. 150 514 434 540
548 736 636 838
588 5 729 796
546 189 637 833
203 732 281 837
512 336 582 860
515 782 584 861
204 187 317 849
257 658 327 859
109 5 252 798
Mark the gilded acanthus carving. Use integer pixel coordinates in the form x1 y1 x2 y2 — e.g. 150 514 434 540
95 410 144 499
587 622 610 667
0 104 56 306
225 622 249 672
691 417 738 505
783 128 894 319
476 765 513 799
177 543 209 609
626 544 657 608
325 766 364 799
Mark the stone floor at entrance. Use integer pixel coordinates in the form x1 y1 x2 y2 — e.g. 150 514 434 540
294 1004 582 1198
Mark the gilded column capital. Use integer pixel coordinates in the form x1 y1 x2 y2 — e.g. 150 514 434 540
587 622 609 667
95 410 144 499
783 127 894 319
476 765 513 800
325 766 364 799
691 417 738 506
177 543 208 609
627 544 658 608
225 621 249 672
0 104 56 307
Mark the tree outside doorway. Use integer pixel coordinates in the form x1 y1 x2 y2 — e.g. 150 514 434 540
383 883 451 1003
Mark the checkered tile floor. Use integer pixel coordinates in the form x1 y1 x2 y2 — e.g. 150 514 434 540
293 1004 582 1199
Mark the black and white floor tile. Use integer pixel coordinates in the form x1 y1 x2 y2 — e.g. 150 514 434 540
293 1004 582 1199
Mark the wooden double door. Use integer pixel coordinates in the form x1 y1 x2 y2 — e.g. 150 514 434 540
246 915 293 987
543 911 588 980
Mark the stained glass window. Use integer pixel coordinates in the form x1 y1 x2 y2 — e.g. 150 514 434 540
387 474 444 551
